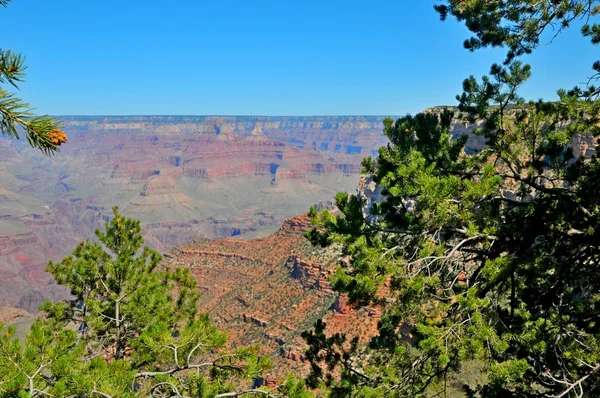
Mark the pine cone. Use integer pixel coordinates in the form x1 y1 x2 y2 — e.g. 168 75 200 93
48 129 68 146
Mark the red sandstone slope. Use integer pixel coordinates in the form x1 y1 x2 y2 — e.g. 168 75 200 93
165 214 381 378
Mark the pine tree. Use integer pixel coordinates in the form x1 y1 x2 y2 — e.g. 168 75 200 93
0 0 66 155
0 207 280 397
304 2 600 397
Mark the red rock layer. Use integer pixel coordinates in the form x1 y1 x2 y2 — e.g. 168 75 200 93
165 214 381 378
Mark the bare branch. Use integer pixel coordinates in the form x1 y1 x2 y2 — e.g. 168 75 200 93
91 390 113 398
215 389 279 398
150 381 184 397
552 364 600 398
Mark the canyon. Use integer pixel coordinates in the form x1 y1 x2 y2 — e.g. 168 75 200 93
5 109 591 376
0 115 390 313
0 110 536 317
1 108 596 388
3 110 590 315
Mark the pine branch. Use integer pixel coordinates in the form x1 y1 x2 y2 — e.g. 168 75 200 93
0 88 65 155
0 20 66 156
0 49 26 88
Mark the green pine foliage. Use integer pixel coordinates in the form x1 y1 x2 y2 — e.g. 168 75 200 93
0 207 280 397
0 0 64 155
434 0 600 64
304 2 600 397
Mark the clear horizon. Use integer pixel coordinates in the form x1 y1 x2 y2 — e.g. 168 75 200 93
3 0 596 116
54 113 422 117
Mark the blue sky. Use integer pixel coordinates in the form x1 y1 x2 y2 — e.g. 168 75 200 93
1 0 596 115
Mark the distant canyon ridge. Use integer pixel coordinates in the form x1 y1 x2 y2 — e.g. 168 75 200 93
0 115 391 313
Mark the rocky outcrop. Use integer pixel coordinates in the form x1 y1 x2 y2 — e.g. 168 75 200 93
572 133 597 159
242 314 269 327
279 214 313 232
288 256 333 293
182 167 209 178
139 175 182 197
357 174 386 223
333 295 351 314
254 375 280 389
280 348 306 363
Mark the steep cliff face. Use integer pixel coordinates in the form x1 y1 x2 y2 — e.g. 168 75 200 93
0 116 390 314
165 214 380 378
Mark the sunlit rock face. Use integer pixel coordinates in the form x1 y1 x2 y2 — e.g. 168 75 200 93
165 214 381 379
